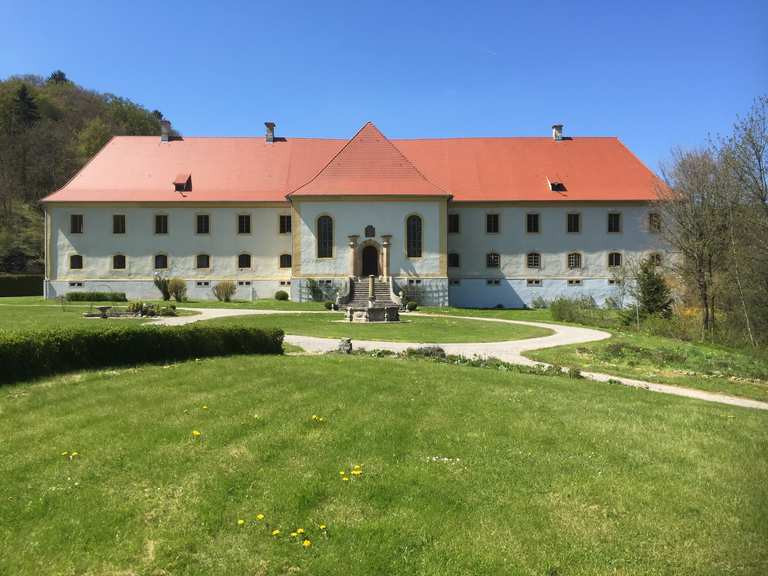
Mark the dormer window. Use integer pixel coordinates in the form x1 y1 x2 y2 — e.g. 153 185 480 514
174 173 192 193
547 178 567 192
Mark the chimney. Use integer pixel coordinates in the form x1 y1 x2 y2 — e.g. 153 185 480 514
160 119 171 142
552 124 564 141
265 121 276 143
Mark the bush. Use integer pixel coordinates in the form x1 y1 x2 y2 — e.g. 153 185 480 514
531 296 548 309
550 297 617 328
0 274 42 297
212 280 237 302
0 324 285 384
154 275 171 301
275 290 289 301
406 301 418 312
65 291 127 302
324 301 333 310
167 277 187 302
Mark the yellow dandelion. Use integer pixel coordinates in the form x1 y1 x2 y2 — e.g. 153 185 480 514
61 451 69 456
290 532 298 538
351 469 362 476
70 452 79 457
202 405 208 410
339 470 346 475
296 528 305 534
319 524 327 530
237 519 245 526
256 513 265 521
342 476 349 482
353 464 361 470
191 430 202 438
271 529 280 536
302 539 312 548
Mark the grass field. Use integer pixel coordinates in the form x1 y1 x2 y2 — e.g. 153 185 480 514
198 313 551 343
1 354 766 575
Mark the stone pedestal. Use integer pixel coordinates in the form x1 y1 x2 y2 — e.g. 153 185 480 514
381 235 391 279
347 235 359 277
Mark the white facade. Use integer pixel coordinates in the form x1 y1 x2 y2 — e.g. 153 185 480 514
44 199 663 307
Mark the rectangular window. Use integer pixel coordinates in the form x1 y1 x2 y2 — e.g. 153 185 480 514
279 280 291 286
279 215 292 234
113 214 126 234
608 212 622 233
486 253 500 268
238 281 252 286
526 253 541 269
279 254 292 268
649 212 661 233
238 214 251 234
567 279 583 286
527 279 542 287
526 213 540 233
196 214 210 234
449 279 461 286
155 214 168 234
486 279 500 286
196 254 210 269
70 214 83 234
196 281 210 287
486 213 500 234
448 213 460 234
447 253 460 268
567 213 580 233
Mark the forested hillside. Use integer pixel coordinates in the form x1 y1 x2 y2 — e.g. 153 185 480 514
0 71 168 272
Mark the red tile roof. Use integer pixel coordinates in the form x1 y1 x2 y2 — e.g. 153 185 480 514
289 122 448 197
42 121 661 203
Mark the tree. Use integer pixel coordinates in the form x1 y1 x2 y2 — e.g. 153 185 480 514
11 84 40 127
47 70 69 84
635 256 672 317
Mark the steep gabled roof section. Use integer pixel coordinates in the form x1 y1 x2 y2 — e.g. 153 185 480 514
288 122 449 197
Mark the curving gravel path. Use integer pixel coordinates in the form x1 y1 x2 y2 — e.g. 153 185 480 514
153 308 768 412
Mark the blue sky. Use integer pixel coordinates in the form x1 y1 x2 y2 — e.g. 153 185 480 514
1 0 766 170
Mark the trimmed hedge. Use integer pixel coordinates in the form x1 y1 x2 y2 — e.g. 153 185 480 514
65 291 128 302
0 274 42 297
0 324 285 384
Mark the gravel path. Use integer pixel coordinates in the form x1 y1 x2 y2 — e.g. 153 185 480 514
154 307 768 412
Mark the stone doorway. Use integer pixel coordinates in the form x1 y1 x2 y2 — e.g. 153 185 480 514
362 245 379 277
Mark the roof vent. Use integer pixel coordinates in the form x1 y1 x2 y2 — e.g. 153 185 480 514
174 173 191 194
547 177 566 192
160 120 171 142
552 124 563 141
265 121 276 143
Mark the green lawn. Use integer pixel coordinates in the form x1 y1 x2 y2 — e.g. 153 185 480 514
199 313 551 343
1 354 766 575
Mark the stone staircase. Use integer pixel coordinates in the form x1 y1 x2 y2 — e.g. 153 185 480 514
347 277 398 307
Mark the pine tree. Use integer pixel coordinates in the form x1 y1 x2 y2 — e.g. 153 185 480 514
47 70 69 84
636 256 672 317
12 84 40 127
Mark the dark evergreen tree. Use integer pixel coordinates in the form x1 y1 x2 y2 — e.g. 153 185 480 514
47 70 69 84
12 84 40 127
636 256 672 317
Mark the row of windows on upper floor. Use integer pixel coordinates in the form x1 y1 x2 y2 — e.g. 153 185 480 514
67 214 292 235
447 278 624 287
448 251 663 270
449 211 662 235
67 253 293 271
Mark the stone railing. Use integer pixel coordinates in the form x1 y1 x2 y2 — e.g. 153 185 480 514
335 276 353 307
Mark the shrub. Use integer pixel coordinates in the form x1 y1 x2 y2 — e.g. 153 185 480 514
212 280 237 302
153 275 171 300
531 296 548 309
65 291 127 302
0 274 42 297
167 277 187 302
324 301 333 310
0 324 285 384
275 290 289 301
406 301 418 312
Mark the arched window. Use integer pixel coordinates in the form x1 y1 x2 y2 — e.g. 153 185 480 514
69 254 83 270
238 253 251 268
317 216 333 258
113 254 126 269
567 252 582 269
447 253 460 268
526 252 541 269
608 252 622 268
196 254 210 269
406 215 422 258
486 252 500 268
154 254 168 269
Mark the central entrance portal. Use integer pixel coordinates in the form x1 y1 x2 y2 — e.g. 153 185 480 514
361 245 379 277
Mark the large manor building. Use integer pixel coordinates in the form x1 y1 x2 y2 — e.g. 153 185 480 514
41 121 664 307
